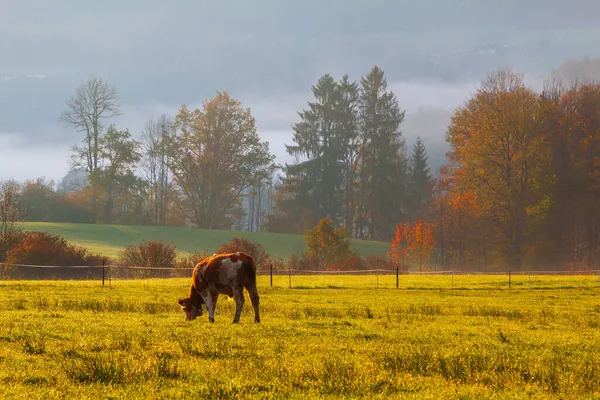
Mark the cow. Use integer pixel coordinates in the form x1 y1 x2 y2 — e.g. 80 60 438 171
177 252 261 324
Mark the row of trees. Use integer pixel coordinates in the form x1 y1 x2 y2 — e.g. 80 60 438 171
432 71 600 270
7 65 599 270
268 66 433 240
51 66 432 237
59 80 278 229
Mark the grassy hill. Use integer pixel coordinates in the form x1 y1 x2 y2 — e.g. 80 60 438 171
23 222 389 260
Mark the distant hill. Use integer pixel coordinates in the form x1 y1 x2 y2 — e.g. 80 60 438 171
22 222 389 262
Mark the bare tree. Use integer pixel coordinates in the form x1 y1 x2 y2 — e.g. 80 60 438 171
140 115 173 226
61 77 122 174
0 181 28 276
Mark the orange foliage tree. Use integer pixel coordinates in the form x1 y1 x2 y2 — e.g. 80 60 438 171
388 219 435 271
388 222 411 271
408 219 435 272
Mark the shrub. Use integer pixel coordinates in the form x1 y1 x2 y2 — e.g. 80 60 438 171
216 237 271 267
327 255 367 271
119 240 177 268
365 253 398 271
176 250 211 269
7 231 105 266
287 252 318 272
305 218 357 269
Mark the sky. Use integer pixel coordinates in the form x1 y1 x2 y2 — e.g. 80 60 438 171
1 1 599 182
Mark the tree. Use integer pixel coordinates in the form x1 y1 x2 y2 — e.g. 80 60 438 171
0 181 28 269
408 219 435 272
140 114 173 226
304 218 356 270
21 178 57 222
388 222 411 271
407 137 433 220
94 125 142 224
168 92 277 229
446 70 545 269
284 74 358 228
60 77 122 219
355 65 408 240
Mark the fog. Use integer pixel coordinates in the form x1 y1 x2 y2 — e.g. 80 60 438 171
1 1 599 182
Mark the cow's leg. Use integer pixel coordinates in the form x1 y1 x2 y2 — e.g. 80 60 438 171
232 286 245 324
246 284 260 323
201 292 216 323
211 293 219 316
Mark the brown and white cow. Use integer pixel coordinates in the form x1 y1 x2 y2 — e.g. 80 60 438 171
177 252 260 324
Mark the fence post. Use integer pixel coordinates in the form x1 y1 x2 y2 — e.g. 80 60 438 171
508 270 511 289
528 271 531 289
288 267 291 289
452 270 454 289
270 264 273 287
376 269 379 289
396 266 399 288
102 258 105 287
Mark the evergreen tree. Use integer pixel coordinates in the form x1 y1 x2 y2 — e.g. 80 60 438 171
355 66 408 240
408 137 433 220
283 74 358 228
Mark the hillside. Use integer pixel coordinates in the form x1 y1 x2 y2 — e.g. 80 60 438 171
22 222 389 260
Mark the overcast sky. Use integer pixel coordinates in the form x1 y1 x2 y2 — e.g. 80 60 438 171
1 1 598 182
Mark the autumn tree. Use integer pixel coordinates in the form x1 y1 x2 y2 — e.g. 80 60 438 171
408 219 435 272
388 222 411 271
537 80 600 268
168 92 277 229
446 70 546 269
60 77 122 220
304 218 357 270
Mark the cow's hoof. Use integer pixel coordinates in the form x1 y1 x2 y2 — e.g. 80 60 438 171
209 318 214 323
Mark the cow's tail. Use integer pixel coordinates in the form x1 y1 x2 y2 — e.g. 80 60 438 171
244 256 258 287
244 256 261 323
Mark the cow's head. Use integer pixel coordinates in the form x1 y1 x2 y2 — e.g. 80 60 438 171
178 297 202 321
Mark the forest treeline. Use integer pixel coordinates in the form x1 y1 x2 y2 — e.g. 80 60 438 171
1 66 599 271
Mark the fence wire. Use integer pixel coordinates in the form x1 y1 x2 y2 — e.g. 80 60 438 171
1 263 600 290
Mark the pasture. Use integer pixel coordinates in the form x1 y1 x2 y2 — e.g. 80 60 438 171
22 222 389 259
1 275 600 399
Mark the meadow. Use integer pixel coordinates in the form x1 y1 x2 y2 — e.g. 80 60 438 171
22 222 389 260
1 275 600 399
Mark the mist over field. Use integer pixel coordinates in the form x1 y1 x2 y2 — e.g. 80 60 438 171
1 1 599 181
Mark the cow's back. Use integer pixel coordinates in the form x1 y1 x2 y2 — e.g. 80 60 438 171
193 252 256 296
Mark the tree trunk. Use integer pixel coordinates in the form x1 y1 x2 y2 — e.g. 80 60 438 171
104 197 114 225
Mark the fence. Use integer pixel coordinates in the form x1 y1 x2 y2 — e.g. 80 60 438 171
2 262 600 290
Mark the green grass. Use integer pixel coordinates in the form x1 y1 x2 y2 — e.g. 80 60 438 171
22 222 389 260
1 275 600 398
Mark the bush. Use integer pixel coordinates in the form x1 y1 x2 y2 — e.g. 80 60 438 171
175 250 211 269
287 252 318 271
119 240 177 268
7 231 105 266
365 253 398 271
216 237 271 267
327 255 367 271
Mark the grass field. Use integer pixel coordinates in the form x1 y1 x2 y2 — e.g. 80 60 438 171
22 222 389 260
1 275 600 399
